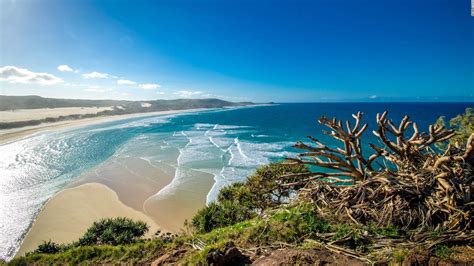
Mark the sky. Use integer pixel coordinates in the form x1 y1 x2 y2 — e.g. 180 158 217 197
0 0 473 102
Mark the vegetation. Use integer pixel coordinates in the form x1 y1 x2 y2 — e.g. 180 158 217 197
290 112 472 234
26 217 149 257
192 163 309 233
76 217 149 246
7 110 473 265
34 241 63 254
437 107 474 147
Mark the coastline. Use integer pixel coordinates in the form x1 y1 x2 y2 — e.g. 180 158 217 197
10 108 222 257
0 108 211 145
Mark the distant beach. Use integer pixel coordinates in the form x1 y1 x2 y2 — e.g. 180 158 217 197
0 108 210 145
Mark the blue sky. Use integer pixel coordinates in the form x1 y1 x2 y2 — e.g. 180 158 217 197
0 0 473 102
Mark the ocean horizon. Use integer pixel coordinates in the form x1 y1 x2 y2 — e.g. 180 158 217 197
0 102 472 260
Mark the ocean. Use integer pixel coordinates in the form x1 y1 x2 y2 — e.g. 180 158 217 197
0 102 472 260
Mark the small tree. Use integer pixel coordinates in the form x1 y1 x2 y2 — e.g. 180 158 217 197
437 107 474 148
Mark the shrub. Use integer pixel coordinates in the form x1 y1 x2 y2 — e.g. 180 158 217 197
77 217 149 246
193 163 309 233
437 107 474 147
192 201 254 233
244 163 309 211
34 240 62 254
247 204 329 244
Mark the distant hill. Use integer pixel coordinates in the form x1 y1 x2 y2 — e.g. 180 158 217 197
0 95 252 111
0 95 254 129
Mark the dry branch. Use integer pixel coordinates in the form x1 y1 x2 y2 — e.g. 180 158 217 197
287 111 473 241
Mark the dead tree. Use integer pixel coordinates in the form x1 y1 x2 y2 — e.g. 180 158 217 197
286 111 473 238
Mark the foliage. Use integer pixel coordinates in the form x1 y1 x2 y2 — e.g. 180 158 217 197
242 163 309 210
9 238 167 265
434 245 454 259
392 249 409 263
291 111 473 235
192 163 309 233
437 107 474 147
77 217 149 246
33 240 62 254
191 201 255 234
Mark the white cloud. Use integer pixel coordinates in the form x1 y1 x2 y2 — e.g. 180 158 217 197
369 95 378 99
174 90 204 98
0 65 63 85
57 64 73 72
140 83 160 90
82 71 111 79
84 86 113 93
117 79 137 85
156 91 165 95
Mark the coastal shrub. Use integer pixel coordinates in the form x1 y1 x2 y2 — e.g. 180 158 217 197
437 107 474 147
193 163 309 233
244 163 309 211
34 240 62 254
245 204 329 245
77 217 149 246
217 162 310 210
192 201 254 233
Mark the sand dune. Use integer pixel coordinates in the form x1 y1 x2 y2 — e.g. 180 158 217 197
0 107 114 123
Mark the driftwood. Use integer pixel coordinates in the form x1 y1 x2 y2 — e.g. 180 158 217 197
286 111 473 244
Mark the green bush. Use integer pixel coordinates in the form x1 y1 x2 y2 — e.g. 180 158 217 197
193 163 309 233
192 201 255 233
244 162 309 211
246 204 329 245
34 240 62 254
436 107 474 148
77 217 149 246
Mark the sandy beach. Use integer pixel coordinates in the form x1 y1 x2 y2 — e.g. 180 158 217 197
0 108 209 145
0 107 114 123
17 183 161 257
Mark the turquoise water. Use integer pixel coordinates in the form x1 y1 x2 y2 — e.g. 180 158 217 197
0 102 472 260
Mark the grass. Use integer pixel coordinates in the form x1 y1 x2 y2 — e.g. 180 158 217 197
434 245 454 259
7 202 460 265
7 203 405 265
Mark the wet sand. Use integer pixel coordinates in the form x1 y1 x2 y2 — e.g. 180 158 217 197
71 157 177 214
17 183 160 256
144 169 215 232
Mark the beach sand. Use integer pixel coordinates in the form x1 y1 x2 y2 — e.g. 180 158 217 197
17 183 160 257
0 107 114 123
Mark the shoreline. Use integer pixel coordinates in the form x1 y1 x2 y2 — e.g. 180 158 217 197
0 108 212 145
